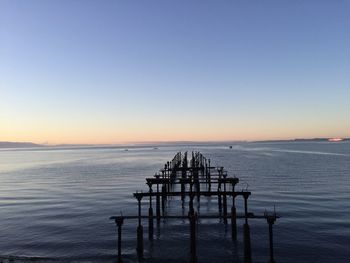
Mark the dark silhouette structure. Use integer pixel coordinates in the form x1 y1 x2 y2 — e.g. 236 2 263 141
110 151 279 263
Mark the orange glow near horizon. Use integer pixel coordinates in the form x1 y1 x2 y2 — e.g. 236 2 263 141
2 106 350 145
2 119 349 145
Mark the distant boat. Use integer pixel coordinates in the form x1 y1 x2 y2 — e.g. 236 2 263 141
124 149 128 151
229 146 233 149
153 147 158 150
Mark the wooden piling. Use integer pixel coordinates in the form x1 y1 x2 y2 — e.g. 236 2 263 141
137 225 144 258
231 198 237 240
161 184 166 214
231 180 237 239
149 206 154 240
147 182 154 240
244 195 249 224
189 211 198 263
189 192 195 214
223 176 228 224
208 159 211 191
218 189 222 213
155 175 161 223
243 194 251 262
136 195 144 257
115 217 124 263
243 223 252 263
267 215 276 263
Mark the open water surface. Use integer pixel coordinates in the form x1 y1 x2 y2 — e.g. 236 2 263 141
0 142 349 262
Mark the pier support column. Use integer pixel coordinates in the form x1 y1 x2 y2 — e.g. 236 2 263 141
218 171 222 214
196 175 200 202
189 192 195 214
161 184 166 214
115 217 124 263
218 189 222 213
189 211 198 263
243 223 252 263
155 175 161 223
231 197 237 240
243 194 251 263
223 177 227 224
136 196 144 258
137 225 144 258
244 195 249 224
181 181 185 203
147 182 154 240
267 216 276 263
208 159 211 191
148 207 154 241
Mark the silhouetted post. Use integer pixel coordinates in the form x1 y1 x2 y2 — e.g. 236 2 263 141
161 184 166 214
244 194 249 224
243 222 252 263
147 182 154 240
136 195 143 258
218 168 223 214
167 161 170 181
218 180 222 213
204 159 208 182
181 156 186 202
115 217 124 263
243 194 251 263
189 211 198 263
161 169 166 192
218 190 222 213
267 215 276 263
230 180 237 240
189 191 195 214
181 179 185 202
223 175 228 224
155 174 161 223
231 195 237 240
163 165 169 192
194 170 200 202
208 159 211 191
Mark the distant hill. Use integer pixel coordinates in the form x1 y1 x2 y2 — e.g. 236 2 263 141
0 141 43 148
253 138 350 143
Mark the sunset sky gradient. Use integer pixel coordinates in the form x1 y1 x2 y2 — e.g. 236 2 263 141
1 1 350 144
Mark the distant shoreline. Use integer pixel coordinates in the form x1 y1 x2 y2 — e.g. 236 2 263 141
1 138 349 149
0 141 44 148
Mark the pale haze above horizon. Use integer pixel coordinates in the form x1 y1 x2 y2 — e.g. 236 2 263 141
1 1 350 144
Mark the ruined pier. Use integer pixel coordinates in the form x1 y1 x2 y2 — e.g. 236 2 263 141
110 151 279 263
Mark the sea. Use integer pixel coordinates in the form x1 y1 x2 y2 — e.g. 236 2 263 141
0 141 349 262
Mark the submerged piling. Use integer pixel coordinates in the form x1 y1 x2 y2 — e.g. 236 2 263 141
243 194 251 263
147 182 154 240
161 184 166 214
222 175 228 224
231 197 237 240
115 217 124 263
155 175 161 223
267 215 277 263
189 211 198 263
243 222 252 263
136 194 144 258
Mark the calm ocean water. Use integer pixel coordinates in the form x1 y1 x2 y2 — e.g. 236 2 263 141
0 142 349 262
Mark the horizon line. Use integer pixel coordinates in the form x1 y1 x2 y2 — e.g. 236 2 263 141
1 137 349 147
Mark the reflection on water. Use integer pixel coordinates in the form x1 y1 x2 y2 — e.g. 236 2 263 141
0 142 349 262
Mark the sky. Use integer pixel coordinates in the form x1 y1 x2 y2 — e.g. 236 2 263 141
1 0 350 144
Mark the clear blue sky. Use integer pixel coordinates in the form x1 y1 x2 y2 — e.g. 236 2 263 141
1 0 349 144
